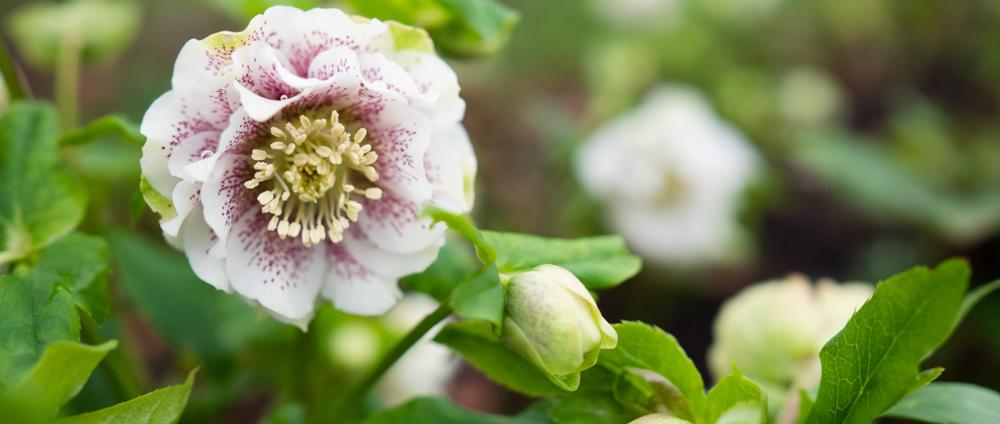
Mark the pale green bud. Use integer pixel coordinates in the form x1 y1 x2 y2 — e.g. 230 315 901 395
629 414 693 424
500 264 617 390
708 275 873 391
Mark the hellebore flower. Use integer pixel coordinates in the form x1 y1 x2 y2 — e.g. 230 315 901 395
707 275 872 404
575 85 761 266
140 6 476 327
500 264 618 390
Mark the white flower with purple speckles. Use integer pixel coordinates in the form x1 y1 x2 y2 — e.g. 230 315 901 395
139 6 476 328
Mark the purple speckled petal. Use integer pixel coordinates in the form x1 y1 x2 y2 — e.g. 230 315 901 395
181 205 231 292
356 188 444 255
227 208 326 322
202 151 255 249
322 243 401 315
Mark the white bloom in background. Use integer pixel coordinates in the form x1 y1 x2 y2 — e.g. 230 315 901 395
589 0 683 29
375 294 458 406
576 86 761 266
707 275 872 397
140 6 476 327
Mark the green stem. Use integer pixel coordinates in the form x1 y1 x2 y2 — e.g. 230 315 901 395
0 39 30 100
316 302 453 422
55 30 81 131
80 312 145 401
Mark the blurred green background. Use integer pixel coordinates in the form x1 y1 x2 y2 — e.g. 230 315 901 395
2 0 999 421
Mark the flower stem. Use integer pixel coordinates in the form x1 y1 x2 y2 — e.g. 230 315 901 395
80 312 145 401
55 29 81 131
317 302 453 422
0 40 30 100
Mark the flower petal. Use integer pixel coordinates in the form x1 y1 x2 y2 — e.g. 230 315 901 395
343 226 443 279
167 131 220 181
202 151 255 249
356 189 444 254
391 50 465 127
162 180 200 237
355 86 433 202
227 209 326 321
181 205 230 292
424 124 475 213
322 243 402 315
140 91 220 197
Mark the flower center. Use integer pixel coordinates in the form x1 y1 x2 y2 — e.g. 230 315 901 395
243 111 382 246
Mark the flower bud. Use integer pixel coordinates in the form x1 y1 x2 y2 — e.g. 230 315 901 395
500 264 617 390
708 275 872 393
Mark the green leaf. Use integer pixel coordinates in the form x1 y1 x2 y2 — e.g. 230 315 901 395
139 175 175 224
434 320 564 397
3 340 116 418
797 390 814 424
794 133 1000 242
805 259 970 424
387 21 435 53
0 101 86 264
60 115 144 147
0 267 80 386
6 0 140 69
107 230 279 361
598 322 706 420
550 366 642 424
482 231 641 289
450 264 504 326
883 382 1000 424
57 369 197 424
345 0 520 58
908 367 943 395
402 235 479 302
424 206 495 264
365 396 550 424
957 278 1000 327
32 233 110 322
705 367 767 424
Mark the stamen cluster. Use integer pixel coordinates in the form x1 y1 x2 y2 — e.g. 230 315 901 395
243 111 383 246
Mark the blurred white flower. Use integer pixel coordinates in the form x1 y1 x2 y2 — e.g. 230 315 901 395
589 0 683 29
707 275 873 393
576 85 761 266
375 294 458 406
139 6 476 327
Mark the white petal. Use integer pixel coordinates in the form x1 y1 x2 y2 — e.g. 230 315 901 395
343 227 443 279
391 50 465 127
226 209 326 321
308 46 362 80
356 87 433 203
323 243 402 315
202 151 255 248
358 52 420 100
180 205 230 292
162 180 200 237
424 124 475 213
167 131 220 181
257 7 390 75
357 189 444 254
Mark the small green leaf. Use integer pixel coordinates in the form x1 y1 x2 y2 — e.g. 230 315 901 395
705 367 767 424
483 231 641 289
402 235 479 302
32 233 110 322
388 21 435 53
805 259 970 424
4 340 116 418
434 320 564 397
797 390 814 424
57 369 197 424
599 322 706 420
139 175 176 224
60 115 144 147
424 206 496 264
346 0 520 58
450 264 504 326
884 382 1000 424
549 366 643 424
0 102 86 264
6 0 140 69
0 269 80 386
365 396 550 424
956 278 1000 327
908 367 943 395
